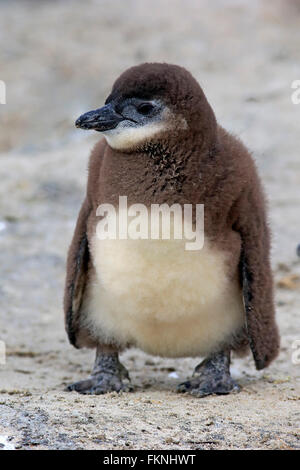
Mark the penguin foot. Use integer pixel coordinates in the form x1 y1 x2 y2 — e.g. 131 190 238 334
177 374 240 397
177 350 241 397
66 373 133 395
66 348 133 395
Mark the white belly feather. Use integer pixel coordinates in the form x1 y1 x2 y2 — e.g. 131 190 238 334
82 235 245 358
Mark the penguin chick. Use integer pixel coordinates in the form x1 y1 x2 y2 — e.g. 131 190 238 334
64 63 280 397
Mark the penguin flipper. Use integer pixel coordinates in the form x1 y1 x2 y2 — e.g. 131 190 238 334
235 189 280 370
64 198 93 348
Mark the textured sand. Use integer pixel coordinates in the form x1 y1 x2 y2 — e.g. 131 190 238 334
0 0 299 450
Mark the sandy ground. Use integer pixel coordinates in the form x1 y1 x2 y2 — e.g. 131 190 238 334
0 0 299 450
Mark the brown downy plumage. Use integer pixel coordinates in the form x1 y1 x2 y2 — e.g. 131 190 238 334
64 63 279 396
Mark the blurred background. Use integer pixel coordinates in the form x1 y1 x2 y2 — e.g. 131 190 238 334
0 0 299 450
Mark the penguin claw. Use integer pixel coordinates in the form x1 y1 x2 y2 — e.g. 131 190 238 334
177 377 241 397
66 378 95 393
177 380 192 393
66 373 134 395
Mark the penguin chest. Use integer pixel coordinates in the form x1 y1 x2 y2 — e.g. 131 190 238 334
83 236 245 357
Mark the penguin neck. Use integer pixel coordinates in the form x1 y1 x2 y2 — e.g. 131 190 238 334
138 125 218 164
137 131 219 200
100 127 220 206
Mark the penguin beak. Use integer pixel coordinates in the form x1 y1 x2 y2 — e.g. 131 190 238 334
75 103 124 131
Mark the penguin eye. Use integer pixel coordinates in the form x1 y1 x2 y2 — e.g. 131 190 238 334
137 103 154 116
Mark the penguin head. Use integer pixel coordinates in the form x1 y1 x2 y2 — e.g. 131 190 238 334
75 63 216 151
